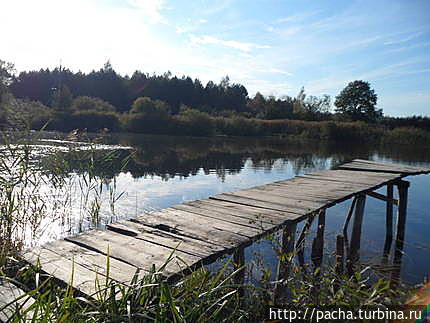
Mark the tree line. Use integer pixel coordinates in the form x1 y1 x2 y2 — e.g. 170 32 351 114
2 58 430 138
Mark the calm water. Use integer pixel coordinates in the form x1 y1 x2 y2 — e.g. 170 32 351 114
21 132 430 284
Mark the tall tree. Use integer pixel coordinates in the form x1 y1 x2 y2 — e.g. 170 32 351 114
0 59 15 103
334 80 381 122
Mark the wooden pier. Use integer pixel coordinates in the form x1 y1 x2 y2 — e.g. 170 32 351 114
3 159 430 303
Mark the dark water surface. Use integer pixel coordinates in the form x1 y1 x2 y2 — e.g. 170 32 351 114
33 133 430 285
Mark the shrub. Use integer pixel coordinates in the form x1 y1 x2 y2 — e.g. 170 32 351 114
176 108 215 136
71 96 116 113
68 111 120 132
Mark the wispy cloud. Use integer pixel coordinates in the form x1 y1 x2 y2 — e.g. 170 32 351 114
276 11 319 24
383 41 430 53
127 0 168 24
384 31 424 45
189 35 270 52
267 68 293 76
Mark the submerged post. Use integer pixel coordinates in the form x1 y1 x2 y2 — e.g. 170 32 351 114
391 180 409 285
296 214 315 271
233 246 245 295
348 194 366 274
382 184 394 263
311 209 326 269
274 222 297 300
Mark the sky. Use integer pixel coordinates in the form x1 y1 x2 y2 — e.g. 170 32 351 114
1 0 429 116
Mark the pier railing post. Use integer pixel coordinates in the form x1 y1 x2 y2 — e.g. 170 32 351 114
233 246 245 295
274 222 297 300
347 194 366 274
311 209 326 269
391 180 409 285
382 184 394 263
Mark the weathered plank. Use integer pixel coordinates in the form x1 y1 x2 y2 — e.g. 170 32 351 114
23 246 106 296
66 229 200 276
338 159 430 174
0 281 34 322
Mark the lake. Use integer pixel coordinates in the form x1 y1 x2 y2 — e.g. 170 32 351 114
9 132 430 285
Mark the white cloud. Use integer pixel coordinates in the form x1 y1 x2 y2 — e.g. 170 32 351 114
127 0 168 24
267 68 293 76
189 35 270 52
384 31 424 45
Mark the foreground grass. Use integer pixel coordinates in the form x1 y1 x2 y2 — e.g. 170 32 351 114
0 257 415 322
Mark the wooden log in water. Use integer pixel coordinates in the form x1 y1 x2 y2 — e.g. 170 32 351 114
274 222 297 300
348 194 366 274
382 184 394 263
391 180 409 285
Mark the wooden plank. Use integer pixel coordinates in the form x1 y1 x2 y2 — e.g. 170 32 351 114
66 229 200 276
107 220 224 258
171 203 276 231
338 159 430 174
217 190 322 212
42 240 142 284
129 211 248 249
22 247 107 296
351 159 430 172
0 281 34 322
211 193 312 215
190 199 292 225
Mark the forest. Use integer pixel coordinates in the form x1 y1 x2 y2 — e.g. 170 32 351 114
1 59 430 143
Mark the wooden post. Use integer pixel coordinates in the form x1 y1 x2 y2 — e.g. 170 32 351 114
348 194 366 274
274 223 296 300
391 180 409 285
295 214 315 271
382 184 394 263
311 209 326 269
233 246 245 295
335 235 344 276
334 234 345 292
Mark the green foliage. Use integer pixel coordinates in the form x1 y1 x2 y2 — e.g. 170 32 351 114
0 59 15 104
71 96 116 113
52 85 73 111
176 106 215 136
334 80 381 122
130 97 170 117
69 111 120 132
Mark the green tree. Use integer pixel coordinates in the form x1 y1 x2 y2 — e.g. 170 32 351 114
0 59 15 104
71 96 116 112
130 97 169 118
334 80 381 122
52 85 73 111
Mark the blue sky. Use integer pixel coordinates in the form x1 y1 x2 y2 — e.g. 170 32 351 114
1 0 429 116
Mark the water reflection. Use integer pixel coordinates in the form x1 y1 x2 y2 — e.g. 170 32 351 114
18 132 430 285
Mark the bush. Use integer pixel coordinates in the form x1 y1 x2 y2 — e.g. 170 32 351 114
121 113 171 134
68 111 120 132
176 108 215 136
130 97 170 117
71 96 116 113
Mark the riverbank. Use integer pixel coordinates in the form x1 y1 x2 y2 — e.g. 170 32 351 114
26 109 430 146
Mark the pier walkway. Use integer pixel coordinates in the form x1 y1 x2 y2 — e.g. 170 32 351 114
13 159 430 297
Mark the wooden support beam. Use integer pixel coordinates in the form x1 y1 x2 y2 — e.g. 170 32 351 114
311 210 326 269
391 180 409 285
233 246 245 294
335 235 344 276
366 191 398 205
348 194 366 274
382 184 394 263
334 234 345 292
274 223 297 300
295 213 316 270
